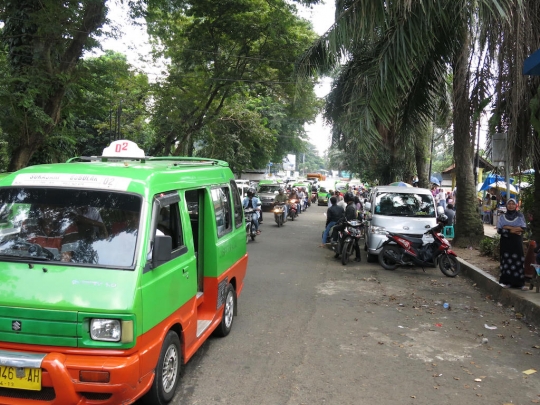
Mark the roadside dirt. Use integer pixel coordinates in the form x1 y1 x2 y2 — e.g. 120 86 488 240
452 245 500 279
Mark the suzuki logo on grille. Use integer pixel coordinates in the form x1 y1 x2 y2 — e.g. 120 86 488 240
12 320 21 331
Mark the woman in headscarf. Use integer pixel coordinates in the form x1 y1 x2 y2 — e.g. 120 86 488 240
497 198 527 289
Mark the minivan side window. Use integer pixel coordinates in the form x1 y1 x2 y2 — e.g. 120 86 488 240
150 192 187 265
230 180 243 229
211 187 232 238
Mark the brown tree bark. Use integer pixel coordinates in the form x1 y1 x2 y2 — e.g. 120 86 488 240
6 0 107 171
452 24 484 246
415 126 430 188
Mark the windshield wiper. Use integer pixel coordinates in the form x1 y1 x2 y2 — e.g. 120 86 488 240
0 252 53 261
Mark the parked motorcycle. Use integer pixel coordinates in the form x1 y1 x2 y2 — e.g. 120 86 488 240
244 208 258 242
326 219 364 265
288 199 298 221
378 218 460 277
273 203 287 227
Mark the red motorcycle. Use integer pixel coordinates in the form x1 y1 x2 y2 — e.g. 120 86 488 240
378 219 460 277
288 199 298 221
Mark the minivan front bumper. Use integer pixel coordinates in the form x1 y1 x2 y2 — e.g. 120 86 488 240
0 348 149 405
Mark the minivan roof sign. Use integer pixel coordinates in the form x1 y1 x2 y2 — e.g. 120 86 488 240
102 140 145 158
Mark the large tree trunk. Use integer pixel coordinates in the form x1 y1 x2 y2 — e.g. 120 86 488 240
452 25 484 246
531 145 540 243
415 126 430 188
4 0 107 171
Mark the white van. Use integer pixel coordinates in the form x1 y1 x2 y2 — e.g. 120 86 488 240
364 186 437 262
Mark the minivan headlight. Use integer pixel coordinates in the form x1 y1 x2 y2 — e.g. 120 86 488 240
90 319 121 342
370 225 387 234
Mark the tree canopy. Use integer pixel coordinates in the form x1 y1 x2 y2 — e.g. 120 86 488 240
0 0 323 174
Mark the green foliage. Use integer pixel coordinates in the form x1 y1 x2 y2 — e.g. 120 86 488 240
28 51 152 164
518 175 535 221
296 143 325 174
0 0 108 169
479 235 500 261
146 0 321 163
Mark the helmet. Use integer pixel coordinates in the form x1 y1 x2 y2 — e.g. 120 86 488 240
247 187 256 197
293 187 298 192
344 192 354 203
437 214 448 224
278 188 284 194
436 206 445 215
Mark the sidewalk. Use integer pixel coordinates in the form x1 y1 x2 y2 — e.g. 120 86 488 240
458 224 540 327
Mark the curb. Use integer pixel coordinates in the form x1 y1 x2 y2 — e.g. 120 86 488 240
458 257 540 327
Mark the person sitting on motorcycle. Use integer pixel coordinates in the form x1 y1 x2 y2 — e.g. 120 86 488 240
297 188 306 212
289 188 301 214
243 188 261 235
331 192 361 261
321 196 344 247
273 187 289 218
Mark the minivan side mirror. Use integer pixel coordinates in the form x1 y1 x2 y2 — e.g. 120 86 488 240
152 235 172 268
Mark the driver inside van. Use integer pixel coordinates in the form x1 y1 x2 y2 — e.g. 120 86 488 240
378 197 394 215
22 204 79 262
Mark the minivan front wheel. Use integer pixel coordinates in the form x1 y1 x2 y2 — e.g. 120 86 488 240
140 331 181 405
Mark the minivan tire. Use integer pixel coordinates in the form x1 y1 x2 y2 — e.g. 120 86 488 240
213 284 236 337
140 331 181 405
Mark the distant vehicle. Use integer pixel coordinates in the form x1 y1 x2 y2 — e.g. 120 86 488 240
307 173 326 181
258 183 282 211
317 186 329 205
334 181 348 193
235 181 251 198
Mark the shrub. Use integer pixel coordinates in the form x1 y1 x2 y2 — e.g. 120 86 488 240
479 235 500 261
479 236 495 256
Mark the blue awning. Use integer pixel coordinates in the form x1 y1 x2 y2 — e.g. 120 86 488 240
479 173 514 191
523 48 540 75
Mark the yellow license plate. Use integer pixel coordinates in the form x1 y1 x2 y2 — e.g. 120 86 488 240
0 366 41 391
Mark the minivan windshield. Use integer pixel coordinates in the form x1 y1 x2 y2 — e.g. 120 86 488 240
0 188 142 267
258 185 280 194
374 192 435 217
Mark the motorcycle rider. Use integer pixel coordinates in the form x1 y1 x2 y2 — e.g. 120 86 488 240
273 187 289 218
321 196 344 247
297 187 306 212
289 188 301 215
331 192 361 261
243 188 261 235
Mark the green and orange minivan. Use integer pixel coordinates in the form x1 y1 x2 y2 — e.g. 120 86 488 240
0 140 248 404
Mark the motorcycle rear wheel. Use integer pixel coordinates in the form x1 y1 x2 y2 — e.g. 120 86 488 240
341 242 350 265
378 245 400 270
438 254 460 277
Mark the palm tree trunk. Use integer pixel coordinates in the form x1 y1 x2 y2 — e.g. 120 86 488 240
531 147 540 243
415 125 430 188
452 24 484 245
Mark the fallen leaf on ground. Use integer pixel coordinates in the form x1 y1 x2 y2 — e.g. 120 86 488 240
523 369 537 375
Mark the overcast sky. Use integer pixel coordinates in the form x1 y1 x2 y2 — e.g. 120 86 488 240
101 1 336 156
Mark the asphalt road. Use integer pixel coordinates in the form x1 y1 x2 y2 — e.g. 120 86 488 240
164 204 540 405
